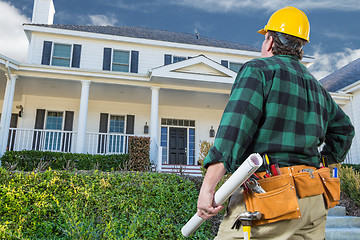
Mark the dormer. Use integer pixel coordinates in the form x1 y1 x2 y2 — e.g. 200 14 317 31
32 0 55 24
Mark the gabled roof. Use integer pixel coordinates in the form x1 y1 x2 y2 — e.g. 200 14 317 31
320 58 360 92
149 55 236 91
24 24 260 52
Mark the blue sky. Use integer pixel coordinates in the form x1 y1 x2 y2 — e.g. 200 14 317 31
1 0 360 79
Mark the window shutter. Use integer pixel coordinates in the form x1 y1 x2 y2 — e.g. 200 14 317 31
164 54 172 65
32 109 46 150
98 113 109 153
221 60 229 68
130 51 139 73
126 115 135 134
99 113 109 133
64 111 74 131
7 114 18 151
71 44 82 68
34 109 46 129
62 111 74 152
41 41 52 65
103 48 112 70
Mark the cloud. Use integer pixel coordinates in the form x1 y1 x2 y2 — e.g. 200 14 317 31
0 1 29 62
309 47 360 79
168 0 360 13
89 15 118 26
103 0 164 13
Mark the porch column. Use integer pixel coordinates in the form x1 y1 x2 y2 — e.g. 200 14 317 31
0 74 17 158
150 86 161 171
75 80 91 153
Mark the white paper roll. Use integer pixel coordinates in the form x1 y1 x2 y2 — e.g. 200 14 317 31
181 153 263 237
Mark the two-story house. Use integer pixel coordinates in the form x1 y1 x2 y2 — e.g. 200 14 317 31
1 0 357 174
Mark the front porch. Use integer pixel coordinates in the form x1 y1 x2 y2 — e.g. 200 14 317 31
7 128 137 155
6 127 203 175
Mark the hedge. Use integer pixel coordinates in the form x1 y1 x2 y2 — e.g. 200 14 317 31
343 164 360 173
0 169 214 239
1 150 129 172
340 165 360 207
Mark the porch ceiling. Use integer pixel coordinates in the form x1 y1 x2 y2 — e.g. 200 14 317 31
0 74 229 110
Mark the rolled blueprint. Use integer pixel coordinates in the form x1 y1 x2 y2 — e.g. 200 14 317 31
181 153 263 237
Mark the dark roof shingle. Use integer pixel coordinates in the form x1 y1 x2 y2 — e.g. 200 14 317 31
320 58 360 92
25 24 260 52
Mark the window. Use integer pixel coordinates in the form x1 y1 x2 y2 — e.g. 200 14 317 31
229 62 243 73
112 50 130 72
42 41 81 67
161 118 195 127
108 115 126 153
164 54 188 65
161 127 168 164
109 115 125 133
44 111 63 151
189 129 195 165
173 56 187 63
52 43 72 67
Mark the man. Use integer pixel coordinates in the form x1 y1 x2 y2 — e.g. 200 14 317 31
197 6 354 240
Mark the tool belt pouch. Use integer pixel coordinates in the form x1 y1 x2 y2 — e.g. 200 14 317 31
244 174 300 226
293 168 324 198
318 168 341 209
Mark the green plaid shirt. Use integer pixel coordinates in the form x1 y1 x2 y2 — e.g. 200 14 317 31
204 55 355 173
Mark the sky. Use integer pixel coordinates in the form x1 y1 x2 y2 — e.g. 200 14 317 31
1 0 360 80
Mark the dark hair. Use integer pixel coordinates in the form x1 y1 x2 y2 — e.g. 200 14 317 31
267 31 307 60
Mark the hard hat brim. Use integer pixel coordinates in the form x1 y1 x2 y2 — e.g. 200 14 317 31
257 29 267 35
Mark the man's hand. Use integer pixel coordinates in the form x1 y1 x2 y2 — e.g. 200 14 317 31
197 162 226 219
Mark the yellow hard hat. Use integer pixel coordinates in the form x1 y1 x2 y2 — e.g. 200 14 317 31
258 6 310 42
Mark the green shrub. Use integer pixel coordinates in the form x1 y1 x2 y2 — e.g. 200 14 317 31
1 150 129 172
343 164 360 173
0 169 214 239
340 165 360 206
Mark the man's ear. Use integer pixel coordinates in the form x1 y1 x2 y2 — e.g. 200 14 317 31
266 35 274 52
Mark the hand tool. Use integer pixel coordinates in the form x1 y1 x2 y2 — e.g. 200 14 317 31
270 163 281 176
245 178 266 194
333 167 338 178
231 211 262 240
263 154 271 177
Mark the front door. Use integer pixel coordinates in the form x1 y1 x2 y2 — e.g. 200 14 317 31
169 127 187 164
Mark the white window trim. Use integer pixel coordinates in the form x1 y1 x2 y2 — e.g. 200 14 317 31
108 114 127 134
173 55 187 63
111 49 130 72
51 43 73 67
45 110 65 130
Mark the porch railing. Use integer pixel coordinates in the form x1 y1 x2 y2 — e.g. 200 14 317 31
7 128 140 155
8 128 76 152
85 132 135 154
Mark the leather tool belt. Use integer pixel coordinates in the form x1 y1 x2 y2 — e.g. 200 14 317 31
243 165 340 226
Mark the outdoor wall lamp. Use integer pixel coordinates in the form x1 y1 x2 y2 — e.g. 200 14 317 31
144 122 149 134
209 126 215 138
16 105 23 118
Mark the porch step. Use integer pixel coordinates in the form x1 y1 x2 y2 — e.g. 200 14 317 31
161 164 203 177
325 206 360 240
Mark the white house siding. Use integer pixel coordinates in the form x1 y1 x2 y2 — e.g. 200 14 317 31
27 32 256 74
349 92 360 164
